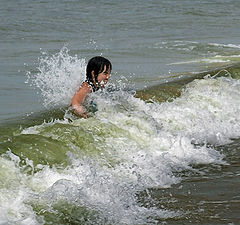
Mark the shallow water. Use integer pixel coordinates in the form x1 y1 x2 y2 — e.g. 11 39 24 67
1 0 240 224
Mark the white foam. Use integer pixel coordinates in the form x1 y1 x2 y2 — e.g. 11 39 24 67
168 57 232 65
21 119 69 135
27 47 86 108
0 157 39 225
209 43 240 49
152 76 240 145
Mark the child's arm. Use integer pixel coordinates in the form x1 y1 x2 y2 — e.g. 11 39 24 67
71 82 92 118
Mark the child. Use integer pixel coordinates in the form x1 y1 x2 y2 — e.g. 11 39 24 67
71 56 112 118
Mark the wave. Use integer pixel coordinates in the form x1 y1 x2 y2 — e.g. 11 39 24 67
1 65 240 223
1 46 240 224
154 40 240 69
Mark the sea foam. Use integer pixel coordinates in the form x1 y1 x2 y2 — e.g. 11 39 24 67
27 47 86 108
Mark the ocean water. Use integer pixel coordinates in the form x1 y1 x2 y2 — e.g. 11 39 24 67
1 0 240 224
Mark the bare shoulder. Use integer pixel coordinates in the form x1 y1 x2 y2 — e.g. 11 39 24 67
71 82 92 106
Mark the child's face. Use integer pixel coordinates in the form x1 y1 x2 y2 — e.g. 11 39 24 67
97 65 111 87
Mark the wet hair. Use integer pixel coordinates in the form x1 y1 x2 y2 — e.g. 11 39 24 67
86 56 112 90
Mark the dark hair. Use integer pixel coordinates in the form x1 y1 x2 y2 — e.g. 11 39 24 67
86 56 112 89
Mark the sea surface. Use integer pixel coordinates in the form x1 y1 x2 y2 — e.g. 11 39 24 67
1 0 240 224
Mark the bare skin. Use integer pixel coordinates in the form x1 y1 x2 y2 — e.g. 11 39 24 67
71 66 111 118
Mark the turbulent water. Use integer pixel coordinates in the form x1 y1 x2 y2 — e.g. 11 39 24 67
1 0 240 224
1 58 240 224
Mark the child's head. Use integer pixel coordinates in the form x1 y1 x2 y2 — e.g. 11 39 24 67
86 56 112 89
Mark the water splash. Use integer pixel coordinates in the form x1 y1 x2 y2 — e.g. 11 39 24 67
27 47 86 108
